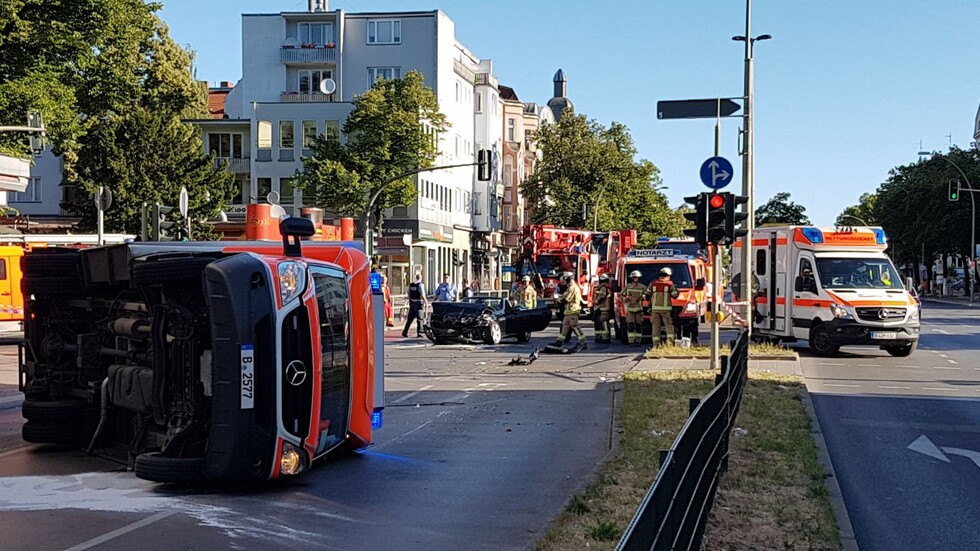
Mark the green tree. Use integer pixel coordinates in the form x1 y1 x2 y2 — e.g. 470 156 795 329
521 114 683 244
0 0 206 170
755 192 811 226
65 108 234 238
296 70 448 233
835 192 878 227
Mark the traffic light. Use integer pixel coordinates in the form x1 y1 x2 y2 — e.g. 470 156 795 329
683 194 707 246
949 179 960 202
151 203 176 241
706 193 728 244
452 250 460 266
726 193 750 240
477 150 491 181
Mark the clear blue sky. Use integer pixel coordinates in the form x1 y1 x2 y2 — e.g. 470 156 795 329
160 0 980 226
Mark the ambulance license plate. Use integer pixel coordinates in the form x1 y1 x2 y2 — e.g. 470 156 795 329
871 332 897 340
241 344 255 409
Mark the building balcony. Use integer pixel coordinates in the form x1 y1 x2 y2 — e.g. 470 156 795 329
475 72 498 89
454 59 476 82
214 157 250 174
281 46 337 64
280 92 336 103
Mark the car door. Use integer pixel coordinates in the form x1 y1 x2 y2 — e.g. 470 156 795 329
527 304 552 333
792 255 821 340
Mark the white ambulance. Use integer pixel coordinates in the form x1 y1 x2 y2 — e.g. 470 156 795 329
732 226 920 356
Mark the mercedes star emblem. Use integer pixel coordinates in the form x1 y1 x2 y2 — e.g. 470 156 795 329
285 360 307 386
878 309 889 320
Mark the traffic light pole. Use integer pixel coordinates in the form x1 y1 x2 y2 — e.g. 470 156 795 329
711 116 722 372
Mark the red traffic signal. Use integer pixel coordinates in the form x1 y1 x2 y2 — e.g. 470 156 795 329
709 194 725 209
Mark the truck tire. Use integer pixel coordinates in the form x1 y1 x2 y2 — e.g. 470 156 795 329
22 421 85 446
808 324 839 357
21 399 86 423
22 250 81 274
885 340 917 357
131 256 217 287
134 452 205 483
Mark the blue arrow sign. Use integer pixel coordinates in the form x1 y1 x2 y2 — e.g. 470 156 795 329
699 156 734 190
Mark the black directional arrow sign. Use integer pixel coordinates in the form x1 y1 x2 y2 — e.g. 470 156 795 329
657 98 741 119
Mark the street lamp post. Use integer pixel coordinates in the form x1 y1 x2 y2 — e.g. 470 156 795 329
918 150 976 303
733 0 770 334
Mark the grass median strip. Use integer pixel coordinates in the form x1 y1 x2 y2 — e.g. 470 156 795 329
644 341 798 359
534 370 838 551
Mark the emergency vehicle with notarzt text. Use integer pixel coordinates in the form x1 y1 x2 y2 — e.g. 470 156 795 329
611 248 708 344
732 225 920 356
18 218 384 483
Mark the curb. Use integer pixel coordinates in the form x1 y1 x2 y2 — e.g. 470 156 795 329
641 353 800 361
800 387 859 551
922 297 974 307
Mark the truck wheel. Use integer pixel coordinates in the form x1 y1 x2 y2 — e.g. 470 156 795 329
22 250 80 273
808 324 839 357
885 341 917 357
22 421 85 446
131 256 217 286
134 452 205 483
21 399 86 423
484 320 502 345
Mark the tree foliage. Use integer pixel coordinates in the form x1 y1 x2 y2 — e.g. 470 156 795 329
66 108 235 238
520 114 684 245
755 192 811 226
296 71 448 231
0 0 206 176
876 148 980 268
835 192 878 227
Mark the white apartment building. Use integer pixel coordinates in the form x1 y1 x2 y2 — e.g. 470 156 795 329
190 2 499 295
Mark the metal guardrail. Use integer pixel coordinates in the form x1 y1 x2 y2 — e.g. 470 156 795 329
617 330 749 551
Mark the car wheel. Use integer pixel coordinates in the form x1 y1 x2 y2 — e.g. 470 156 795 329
516 331 531 343
484 320 502 345
22 420 86 446
808 324 839 357
885 340 917 357
134 452 205 483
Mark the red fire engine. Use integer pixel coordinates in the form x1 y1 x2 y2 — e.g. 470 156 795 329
514 225 599 317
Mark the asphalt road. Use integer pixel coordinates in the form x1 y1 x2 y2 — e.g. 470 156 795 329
801 299 980 550
0 323 641 551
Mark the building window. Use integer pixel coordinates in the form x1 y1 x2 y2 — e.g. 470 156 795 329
208 133 243 158
464 191 471 214
392 205 408 218
367 19 401 44
280 121 294 149
507 119 516 142
298 22 333 46
455 81 460 103
324 120 340 142
473 192 482 215
257 121 272 148
475 92 483 113
9 176 41 202
299 69 333 94
279 177 296 205
302 120 317 149
367 66 400 86
256 177 272 203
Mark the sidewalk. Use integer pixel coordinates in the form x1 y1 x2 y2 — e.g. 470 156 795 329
922 294 975 307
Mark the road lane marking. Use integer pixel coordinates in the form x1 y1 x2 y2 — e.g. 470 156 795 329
818 363 846 367
878 385 911 390
933 329 953 335
896 365 919 368
922 387 957 392
948 359 959 365
822 383 860 388
940 354 950 358
392 384 434 404
64 510 177 551
857 364 881 367
932 366 961 370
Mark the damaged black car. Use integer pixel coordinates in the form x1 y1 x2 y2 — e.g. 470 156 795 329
424 296 552 345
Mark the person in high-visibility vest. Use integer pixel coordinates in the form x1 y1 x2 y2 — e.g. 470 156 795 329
552 272 586 349
623 270 646 346
592 273 613 344
519 275 538 309
646 267 679 347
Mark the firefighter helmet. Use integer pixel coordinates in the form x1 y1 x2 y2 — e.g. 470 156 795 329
522 275 531 282
561 272 574 282
629 270 642 279
659 267 672 276
599 273 610 282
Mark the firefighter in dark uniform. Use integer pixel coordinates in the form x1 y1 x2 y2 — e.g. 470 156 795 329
623 270 646 346
402 273 427 338
592 273 613 344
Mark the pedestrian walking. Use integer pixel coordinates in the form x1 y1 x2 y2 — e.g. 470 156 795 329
592 273 613 344
402 273 427 338
646 267 679 347
551 272 586 350
382 274 394 327
623 270 646 346
434 273 458 302
462 279 475 298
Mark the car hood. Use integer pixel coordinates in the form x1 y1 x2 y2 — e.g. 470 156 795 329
430 302 496 321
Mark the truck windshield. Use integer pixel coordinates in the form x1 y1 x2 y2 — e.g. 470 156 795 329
522 254 574 278
814 257 902 289
624 262 694 288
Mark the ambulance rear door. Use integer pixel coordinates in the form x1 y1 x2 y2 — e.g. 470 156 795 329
754 230 789 335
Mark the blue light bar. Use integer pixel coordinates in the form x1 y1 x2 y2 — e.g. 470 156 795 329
872 228 887 245
369 272 383 295
371 409 383 429
800 227 824 244
657 237 670 242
